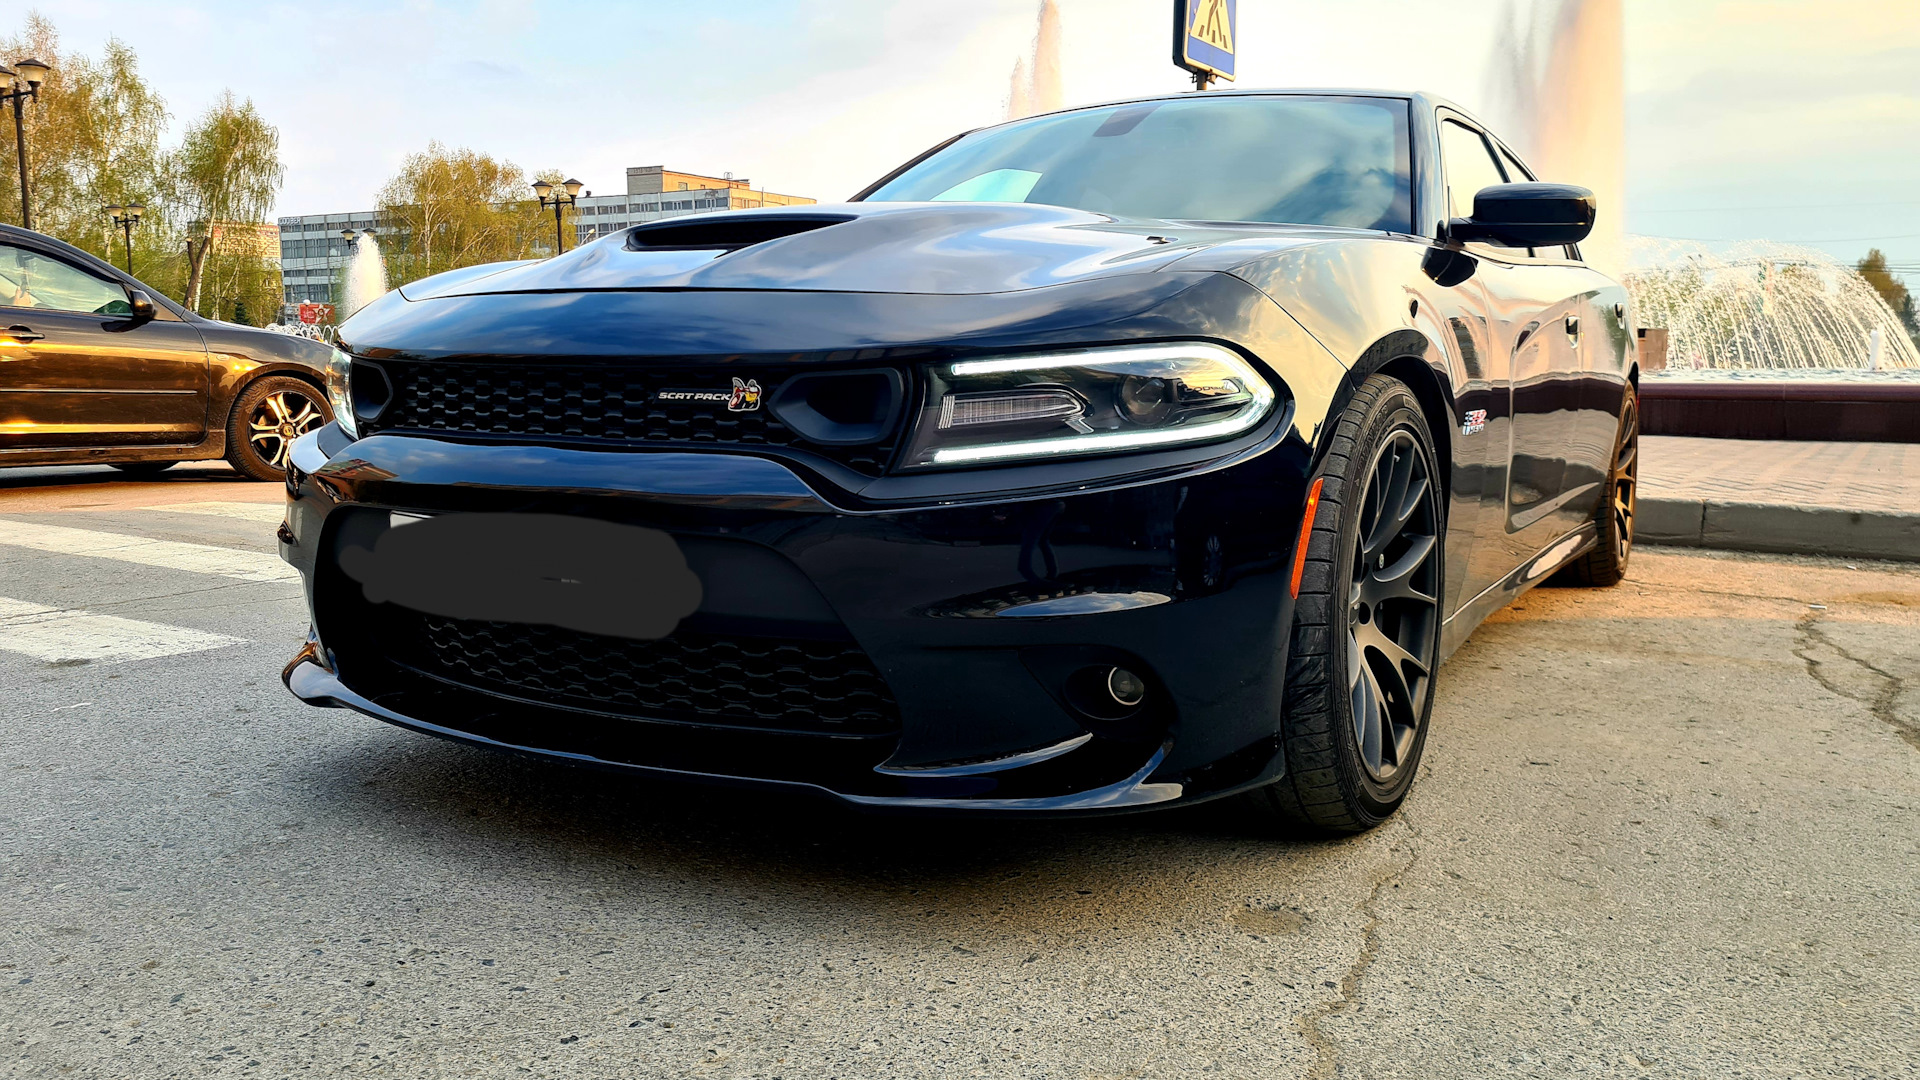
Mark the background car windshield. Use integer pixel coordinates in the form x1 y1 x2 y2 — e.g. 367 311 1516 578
865 95 1412 232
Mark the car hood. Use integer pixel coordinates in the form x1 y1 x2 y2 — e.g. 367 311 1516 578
395 202 1375 299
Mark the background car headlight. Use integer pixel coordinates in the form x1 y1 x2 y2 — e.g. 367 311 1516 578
325 347 357 440
900 343 1276 468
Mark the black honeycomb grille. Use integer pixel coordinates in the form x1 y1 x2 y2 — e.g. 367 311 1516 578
364 360 896 475
399 614 900 736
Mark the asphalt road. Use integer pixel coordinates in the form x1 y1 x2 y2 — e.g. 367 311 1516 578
2 464 1916 1079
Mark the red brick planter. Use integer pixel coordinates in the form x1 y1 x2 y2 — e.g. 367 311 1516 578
1640 379 1920 443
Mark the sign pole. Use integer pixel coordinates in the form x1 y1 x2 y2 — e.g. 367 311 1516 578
1173 0 1236 92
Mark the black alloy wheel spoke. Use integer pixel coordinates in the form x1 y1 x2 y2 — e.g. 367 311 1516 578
1346 428 1440 783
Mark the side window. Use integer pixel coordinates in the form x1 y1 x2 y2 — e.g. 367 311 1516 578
1439 120 1530 260
1497 145 1582 261
0 245 132 316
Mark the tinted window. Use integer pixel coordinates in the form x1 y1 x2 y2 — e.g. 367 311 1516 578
1440 120 1529 258
0 245 130 315
866 96 1413 232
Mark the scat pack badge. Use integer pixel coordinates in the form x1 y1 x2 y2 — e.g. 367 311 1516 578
1461 409 1488 436
651 378 763 413
727 377 762 413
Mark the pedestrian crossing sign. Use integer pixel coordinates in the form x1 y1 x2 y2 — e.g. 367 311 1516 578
1174 0 1236 82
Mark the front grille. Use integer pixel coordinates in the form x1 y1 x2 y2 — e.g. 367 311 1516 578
362 360 898 475
396 613 901 736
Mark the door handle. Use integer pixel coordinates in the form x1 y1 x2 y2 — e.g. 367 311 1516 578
2 324 43 343
1564 315 1580 341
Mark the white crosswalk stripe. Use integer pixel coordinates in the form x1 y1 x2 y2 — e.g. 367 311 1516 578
0 518 296 583
143 502 286 525
0 596 243 664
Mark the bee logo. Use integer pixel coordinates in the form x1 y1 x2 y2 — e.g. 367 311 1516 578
726 377 763 413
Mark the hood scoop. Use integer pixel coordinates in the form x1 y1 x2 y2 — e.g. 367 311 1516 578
624 213 855 252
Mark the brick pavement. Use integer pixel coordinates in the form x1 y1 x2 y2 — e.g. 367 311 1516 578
1641 436 1920 515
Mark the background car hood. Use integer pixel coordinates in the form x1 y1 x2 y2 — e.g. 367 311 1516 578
396 203 1373 299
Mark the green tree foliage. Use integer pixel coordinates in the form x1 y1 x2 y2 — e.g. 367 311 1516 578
1856 248 1919 346
377 143 555 288
0 14 285 323
171 90 283 316
0 14 173 284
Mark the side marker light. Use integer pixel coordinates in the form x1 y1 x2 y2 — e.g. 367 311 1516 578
1289 477 1325 599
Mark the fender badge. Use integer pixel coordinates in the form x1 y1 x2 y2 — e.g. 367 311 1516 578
1461 409 1487 436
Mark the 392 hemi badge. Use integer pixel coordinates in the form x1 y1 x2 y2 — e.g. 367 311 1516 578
652 377 763 413
1461 409 1488 436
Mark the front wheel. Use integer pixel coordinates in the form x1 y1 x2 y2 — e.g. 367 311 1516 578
1244 375 1444 835
226 376 331 482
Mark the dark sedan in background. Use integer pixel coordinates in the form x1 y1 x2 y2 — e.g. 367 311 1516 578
280 90 1637 834
0 224 335 481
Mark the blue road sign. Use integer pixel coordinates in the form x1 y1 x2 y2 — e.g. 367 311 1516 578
1174 0 1236 83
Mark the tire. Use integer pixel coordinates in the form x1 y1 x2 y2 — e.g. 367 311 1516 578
109 461 178 476
1244 375 1445 835
1552 390 1637 588
226 376 331 482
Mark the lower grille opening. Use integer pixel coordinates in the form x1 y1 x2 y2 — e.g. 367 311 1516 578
391 612 901 736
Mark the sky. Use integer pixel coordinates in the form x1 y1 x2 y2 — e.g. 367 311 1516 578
17 0 1920 279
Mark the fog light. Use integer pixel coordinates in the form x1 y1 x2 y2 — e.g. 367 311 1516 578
1106 667 1146 708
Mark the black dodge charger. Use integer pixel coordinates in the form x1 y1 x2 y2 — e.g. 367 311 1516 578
280 90 1637 833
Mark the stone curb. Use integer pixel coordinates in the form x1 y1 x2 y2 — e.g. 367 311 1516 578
1638 498 1920 563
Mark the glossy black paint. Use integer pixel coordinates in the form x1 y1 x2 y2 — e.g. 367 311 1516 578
283 89 1635 813
0 224 335 469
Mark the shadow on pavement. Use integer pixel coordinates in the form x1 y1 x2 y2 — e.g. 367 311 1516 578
299 727 1331 915
0 462 255 491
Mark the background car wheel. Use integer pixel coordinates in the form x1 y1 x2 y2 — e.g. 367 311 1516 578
1244 374 1444 836
226 376 331 482
1552 390 1637 588
109 461 178 476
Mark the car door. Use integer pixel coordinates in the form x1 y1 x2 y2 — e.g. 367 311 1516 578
1491 139 1623 529
0 242 209 450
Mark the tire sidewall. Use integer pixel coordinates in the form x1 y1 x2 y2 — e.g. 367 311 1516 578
1309 383 1443 822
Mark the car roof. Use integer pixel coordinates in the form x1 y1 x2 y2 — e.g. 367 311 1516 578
1003 87 1481 127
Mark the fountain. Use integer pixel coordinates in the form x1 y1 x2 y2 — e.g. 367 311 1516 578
1626 238 1919 372
1004 0 1063 121
1486 0 1918 442
340 231 390 321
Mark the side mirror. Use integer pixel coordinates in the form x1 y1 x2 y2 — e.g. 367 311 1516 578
1449 183 1595 247
127 289 156 323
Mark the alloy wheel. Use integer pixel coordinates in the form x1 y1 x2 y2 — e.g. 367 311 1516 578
1346 428 1441 782
1612 397 1639 563
249 390 325 470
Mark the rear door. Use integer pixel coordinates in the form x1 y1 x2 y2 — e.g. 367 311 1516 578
0 242 209 450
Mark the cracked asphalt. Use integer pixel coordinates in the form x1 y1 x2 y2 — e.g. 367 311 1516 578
2 467 1917 1078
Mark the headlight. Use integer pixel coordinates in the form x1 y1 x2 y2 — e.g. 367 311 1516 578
325 347 356 440
900 343 1276 468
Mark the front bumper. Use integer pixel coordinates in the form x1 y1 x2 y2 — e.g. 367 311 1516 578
280 422 1314 813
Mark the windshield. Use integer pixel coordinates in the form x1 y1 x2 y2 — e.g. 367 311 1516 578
864 95 1412 232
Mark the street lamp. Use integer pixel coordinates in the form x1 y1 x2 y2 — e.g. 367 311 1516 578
533 177 584 255
104 203 144 274
0 57 49 230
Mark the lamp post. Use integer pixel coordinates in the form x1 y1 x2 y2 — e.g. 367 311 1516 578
104 203 144 274
0 57 49 230
532 177 584 255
